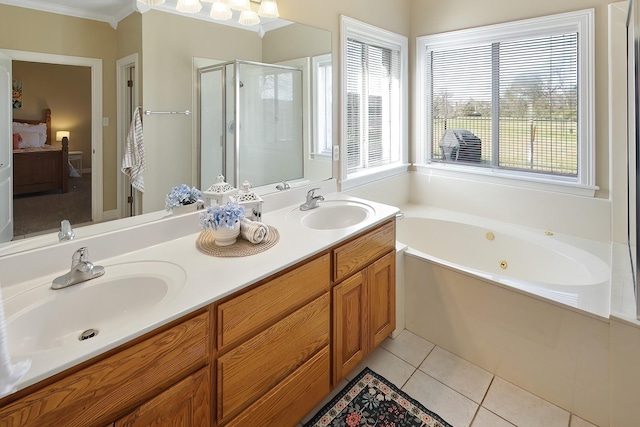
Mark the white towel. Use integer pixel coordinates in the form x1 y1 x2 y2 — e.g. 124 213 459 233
121 107 145 193
0 286 30 398
240 217 269 244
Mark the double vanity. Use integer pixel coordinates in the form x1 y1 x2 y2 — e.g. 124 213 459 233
0 193 398 426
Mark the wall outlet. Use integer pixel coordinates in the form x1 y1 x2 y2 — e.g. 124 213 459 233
333 145 339 161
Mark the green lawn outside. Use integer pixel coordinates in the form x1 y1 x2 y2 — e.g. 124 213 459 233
432 116 578 176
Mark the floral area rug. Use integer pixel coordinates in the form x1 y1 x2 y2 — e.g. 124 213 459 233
304 368 453 427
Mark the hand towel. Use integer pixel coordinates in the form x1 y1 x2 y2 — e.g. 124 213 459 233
240 217 269 244
121 107 145 193
0 286 30 398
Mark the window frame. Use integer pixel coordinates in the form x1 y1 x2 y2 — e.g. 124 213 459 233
416 9 596 196
341 16 409 190
312 53 333 158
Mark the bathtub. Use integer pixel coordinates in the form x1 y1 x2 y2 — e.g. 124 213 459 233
397 206 612 426
395 206 611 319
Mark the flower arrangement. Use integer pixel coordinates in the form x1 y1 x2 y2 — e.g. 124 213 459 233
199 201 245 230
165 184 202 211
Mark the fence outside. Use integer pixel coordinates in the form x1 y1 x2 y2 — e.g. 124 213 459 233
431 116 578 176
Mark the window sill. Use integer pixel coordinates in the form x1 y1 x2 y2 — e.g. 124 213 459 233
415 163 598 197
340 163 411 191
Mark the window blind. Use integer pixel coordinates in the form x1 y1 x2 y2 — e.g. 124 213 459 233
346 37 401 174
429 33 578 177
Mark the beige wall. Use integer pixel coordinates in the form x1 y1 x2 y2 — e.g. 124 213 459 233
410 0 617 200
0 3 118 210
262 23 331 63
12 61 92 164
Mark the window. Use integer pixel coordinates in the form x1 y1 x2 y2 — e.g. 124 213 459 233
416 10 595 195
312 54 333 157
341 16 408 188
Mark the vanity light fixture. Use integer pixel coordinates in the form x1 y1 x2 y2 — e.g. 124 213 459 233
257 0 279 18
137 0 166 4
228 0 251 11
208 0 232 20
238 10 260 26
176 0 202 13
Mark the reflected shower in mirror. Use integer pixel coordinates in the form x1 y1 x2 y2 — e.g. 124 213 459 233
200 60 305 189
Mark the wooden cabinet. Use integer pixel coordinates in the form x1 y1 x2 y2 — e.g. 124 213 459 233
0 311 210 427
116 367 210 427
216 254 331 426
332 220 396 384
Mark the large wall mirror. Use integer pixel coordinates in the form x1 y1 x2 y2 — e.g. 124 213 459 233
0 4 333 256
197 21 332 191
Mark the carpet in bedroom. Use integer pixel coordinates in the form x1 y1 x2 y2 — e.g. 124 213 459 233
12 173 92 237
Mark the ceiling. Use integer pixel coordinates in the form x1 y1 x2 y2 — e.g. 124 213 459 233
0 0 284 32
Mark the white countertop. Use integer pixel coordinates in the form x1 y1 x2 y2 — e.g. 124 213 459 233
0 193 399 394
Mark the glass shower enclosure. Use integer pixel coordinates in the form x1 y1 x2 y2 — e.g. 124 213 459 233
199 60 303 190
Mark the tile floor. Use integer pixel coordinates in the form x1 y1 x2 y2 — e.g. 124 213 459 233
299 330 599 427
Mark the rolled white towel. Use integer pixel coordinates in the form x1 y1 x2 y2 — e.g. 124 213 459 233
240 217 269 244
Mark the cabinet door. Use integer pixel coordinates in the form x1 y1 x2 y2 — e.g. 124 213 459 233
332 271 368 384
115 366 210 427
368 251 396 349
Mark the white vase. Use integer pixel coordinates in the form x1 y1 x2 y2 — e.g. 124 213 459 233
211 222 240 246
171 204 197 215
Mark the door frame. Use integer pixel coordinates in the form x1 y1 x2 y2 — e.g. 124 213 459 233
1 49 104 223
117 53 139 218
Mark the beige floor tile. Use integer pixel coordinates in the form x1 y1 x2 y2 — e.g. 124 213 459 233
483 377 570 427
570 414 599 427
381 329 435 367
472 407 515 427
346 346 416 388
300 379 349 424
402 369 478 427
419 347 493 404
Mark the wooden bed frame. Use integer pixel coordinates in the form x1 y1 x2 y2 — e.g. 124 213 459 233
13 109 69 196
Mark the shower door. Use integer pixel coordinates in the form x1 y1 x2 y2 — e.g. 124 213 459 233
199 65 226 190
236 61 303 188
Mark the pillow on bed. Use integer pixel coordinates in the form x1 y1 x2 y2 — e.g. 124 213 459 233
12 133 21 149
17 131 45 149
12 122 47 145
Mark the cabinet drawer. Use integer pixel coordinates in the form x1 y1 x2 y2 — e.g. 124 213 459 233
333 219 395 282
225 346 330 427
218 254 330 351
0 311 209 427
217 293 330 424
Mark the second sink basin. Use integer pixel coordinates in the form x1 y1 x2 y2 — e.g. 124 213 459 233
287 200 375 230
5 261 187 355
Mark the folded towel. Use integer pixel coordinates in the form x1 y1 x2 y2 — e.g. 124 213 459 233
0 286 30 398
240 217 269 244
121 107 145 193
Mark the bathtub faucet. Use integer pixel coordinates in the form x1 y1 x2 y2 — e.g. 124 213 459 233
58 219 75 242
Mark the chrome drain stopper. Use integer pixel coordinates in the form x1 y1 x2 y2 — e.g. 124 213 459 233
79 329 99 341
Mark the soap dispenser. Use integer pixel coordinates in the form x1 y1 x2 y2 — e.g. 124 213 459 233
230 180 264 221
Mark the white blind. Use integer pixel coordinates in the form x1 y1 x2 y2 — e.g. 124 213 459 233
429 32 578 177
346 37 401 173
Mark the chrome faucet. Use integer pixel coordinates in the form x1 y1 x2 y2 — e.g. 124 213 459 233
51 247 105 290
300 188 325 211
275 180 291 191
58 220 75 242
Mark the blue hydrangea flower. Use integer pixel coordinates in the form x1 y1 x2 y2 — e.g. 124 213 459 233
166 184 202 211
199 201 245 230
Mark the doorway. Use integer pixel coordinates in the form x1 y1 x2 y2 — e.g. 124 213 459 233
1 49 104 237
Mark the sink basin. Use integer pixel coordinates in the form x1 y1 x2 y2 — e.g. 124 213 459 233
5 261 186 355
287 200 375 230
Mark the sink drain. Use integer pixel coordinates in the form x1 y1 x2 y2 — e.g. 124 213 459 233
79 329 99 341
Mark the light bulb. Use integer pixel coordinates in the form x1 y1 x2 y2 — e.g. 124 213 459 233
210 0 232 20
258 0 278 18
228 0 251 12
238 10 260 26
176 0 202 13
